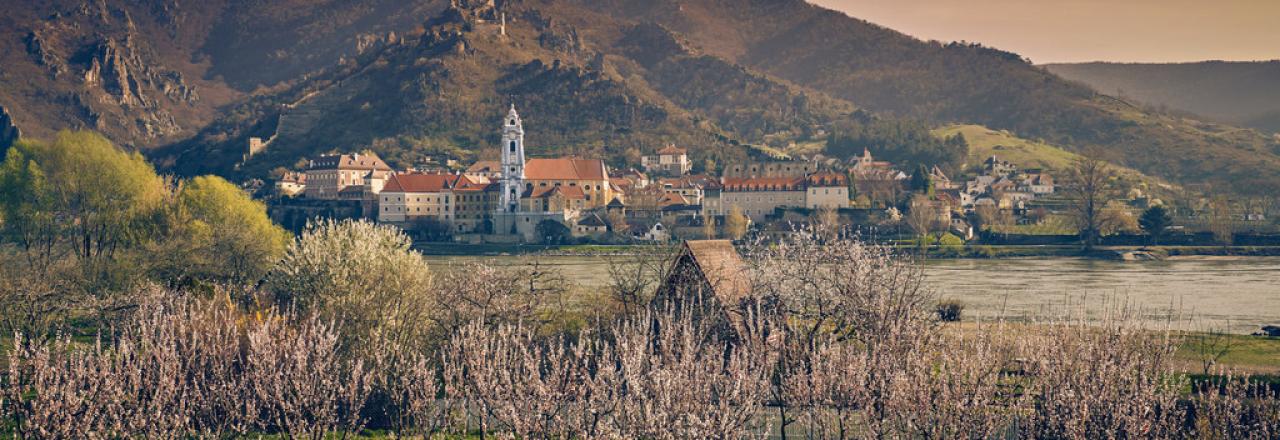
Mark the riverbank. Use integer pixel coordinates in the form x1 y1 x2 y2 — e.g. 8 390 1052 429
413 241 1280 259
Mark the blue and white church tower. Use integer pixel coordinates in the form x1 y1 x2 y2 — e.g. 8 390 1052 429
499 104 526 213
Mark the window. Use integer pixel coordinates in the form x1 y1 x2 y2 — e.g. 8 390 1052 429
509 140 517 152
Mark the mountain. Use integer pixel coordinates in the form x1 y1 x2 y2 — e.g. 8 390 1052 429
1044 61 1280 134
2 0 1279 195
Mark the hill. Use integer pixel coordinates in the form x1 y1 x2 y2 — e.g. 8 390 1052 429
1 0 1279 194
934 124 1173 195
1044 61 1280 134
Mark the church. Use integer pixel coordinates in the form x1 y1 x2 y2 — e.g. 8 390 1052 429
489 105 617 240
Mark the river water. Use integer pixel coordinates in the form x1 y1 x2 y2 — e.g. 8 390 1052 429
422 255 1280 334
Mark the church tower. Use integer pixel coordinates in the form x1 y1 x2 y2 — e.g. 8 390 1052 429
499 105 526 213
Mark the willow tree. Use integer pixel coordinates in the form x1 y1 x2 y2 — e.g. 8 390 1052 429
4 131 164 261
177 175 291 285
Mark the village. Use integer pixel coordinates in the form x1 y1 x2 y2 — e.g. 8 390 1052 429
264 106 1084 245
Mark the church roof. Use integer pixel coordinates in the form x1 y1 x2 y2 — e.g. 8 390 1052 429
525 158 608 181
525 184 587 200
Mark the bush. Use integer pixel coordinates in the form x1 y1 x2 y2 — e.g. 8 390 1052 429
936 300 965 322
938 232 965 248
265 219 433 358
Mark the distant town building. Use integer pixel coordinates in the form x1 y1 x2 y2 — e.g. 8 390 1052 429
723 160 816 178
642 144 692 175
275 171 306 197
377 172 456 224
804 171 849 209
304 153 392 200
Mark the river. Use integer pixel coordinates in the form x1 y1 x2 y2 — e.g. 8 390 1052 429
422 254 1280 334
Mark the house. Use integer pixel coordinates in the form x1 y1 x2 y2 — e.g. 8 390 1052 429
615 168 650 189
658 174 718 206
276 172 306 197
642 144 692 175
573 213 609 238
805 171 849 209
984 156 1016 177
377 172 456 224
1021 172 1055 195
930 165 959 191
650 240 754 339
636 222 670 242
465 160 503 179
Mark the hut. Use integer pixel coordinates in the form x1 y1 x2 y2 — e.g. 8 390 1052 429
650 240 754 338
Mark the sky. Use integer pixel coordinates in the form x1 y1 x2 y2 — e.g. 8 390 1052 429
809 0 1280 64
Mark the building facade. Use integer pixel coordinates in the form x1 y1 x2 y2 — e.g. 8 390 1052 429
377 173 456 224
304 153 392 200
642 144 692 175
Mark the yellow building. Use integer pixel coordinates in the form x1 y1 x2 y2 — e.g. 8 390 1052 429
522 158 614 209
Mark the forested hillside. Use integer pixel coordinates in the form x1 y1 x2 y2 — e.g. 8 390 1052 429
1045 61 1280 134
2 0 1279 194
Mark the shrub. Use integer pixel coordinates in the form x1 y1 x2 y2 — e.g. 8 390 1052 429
936 300 965 322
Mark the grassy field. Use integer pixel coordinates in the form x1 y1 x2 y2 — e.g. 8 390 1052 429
1175 332 1280 375
934 124 1081 172
933 124 1173 193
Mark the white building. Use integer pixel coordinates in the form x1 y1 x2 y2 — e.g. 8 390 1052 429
642 144 691 175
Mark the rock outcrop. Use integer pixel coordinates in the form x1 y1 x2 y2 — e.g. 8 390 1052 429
0 106 21 149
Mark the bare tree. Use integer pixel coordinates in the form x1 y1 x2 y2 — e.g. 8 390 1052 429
1207 196 1236 246
1189 323 1241 376
1066 154 1118 249
605 246 679 316
905 194 938 240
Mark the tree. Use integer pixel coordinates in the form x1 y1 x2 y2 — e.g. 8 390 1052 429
910 164 934 195
905 195 938 240
265 219 434 359
701 211 717 239
606 210 630 235
1066 154 1117 249
412 216 453 242
11 131 166 261
535 219 571 244
811 205 840 238
724 206 750 240
177 175 290 285
0 147 61 272
1206 196 1235 246
1097 202 1138 237
1138 205 1172 245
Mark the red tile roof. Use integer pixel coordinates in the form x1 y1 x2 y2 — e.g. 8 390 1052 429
383 173 455 193
807 171 848 187
525 185 587 200
721 177 806 192
451 174 493 192
525 158 608 181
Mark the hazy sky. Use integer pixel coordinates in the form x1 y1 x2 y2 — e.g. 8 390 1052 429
810 0 1280 63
